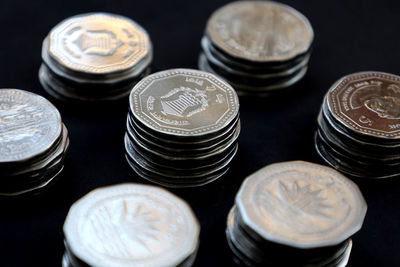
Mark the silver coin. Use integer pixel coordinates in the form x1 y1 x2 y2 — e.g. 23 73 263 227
0 89 62 163
236 161 367 249
64 183 200 267
129 68 239 137
326 71 400 140
48 12 152 75
206 1 313 63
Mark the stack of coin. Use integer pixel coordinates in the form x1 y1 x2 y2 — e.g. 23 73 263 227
40 12 152 101
226 161 367 266
63 183 200 267
0 89 69 196
199 1 313 96
315 71 400 179
124 68 240 187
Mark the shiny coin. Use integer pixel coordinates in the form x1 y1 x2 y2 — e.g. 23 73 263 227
0 89 62 164
236 161 367 248
130 68 239 138
47 13 151 75
64 183 200 267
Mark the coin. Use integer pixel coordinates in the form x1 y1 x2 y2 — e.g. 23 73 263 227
327 71 400 141
0 89 62 163
40 12 153 102
63 183 200 267
47 13 151 75
206 1 313 63
236 161 367 248
130 68 239 137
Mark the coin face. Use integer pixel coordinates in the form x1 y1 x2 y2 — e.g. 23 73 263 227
0 89 62 163
207 1 313 62
64 184 199 267
130 69 239 137
236 161 367 248
48 13 151 75
327 71 400 139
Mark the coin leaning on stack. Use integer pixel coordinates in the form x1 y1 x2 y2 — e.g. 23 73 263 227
39 12 152 101
63 183 200 267
199 1 313 96
0 89 69 196
315 71 400 179
124 68 240 187
226 161 367 267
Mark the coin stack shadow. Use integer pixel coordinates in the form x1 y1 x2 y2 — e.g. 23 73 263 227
39 12 152 102
62 184 200 267
315 71 400 179
0 89 70 197
124 69 240 187
226 161 367 267
198 1 313 96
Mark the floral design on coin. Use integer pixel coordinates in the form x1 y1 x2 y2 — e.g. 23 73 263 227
0 89 61 163
236 161 367 248
328 71 400 138
130 69 239 136
49 13 151 74
64 184 199 267
207 1 313 62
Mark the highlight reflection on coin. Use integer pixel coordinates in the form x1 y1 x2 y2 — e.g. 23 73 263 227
63 183 200 267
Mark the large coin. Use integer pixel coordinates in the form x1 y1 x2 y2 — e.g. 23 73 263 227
48 13 151 75
327 71 400 140
206 1 313 63
0 89 62 163
236 161 367 249
64 183 200 267
129 68 239 138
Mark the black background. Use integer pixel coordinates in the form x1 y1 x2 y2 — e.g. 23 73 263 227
0 0 399 266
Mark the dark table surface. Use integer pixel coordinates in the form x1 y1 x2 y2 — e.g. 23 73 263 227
0 0 400 266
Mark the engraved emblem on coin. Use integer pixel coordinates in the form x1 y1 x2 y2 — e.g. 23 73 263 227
131 69 239 135
255 170 350 234
83 197 183 260
0 90 61 162
329 72 400 136
207 1 313 61
49 13 149 74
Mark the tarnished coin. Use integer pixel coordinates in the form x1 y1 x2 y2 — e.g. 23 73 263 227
64 183 200 267
327 71 400 140
48 13 151 75
0 89 62 163
236 161 367 249
129 68 239 137
206 1 313 63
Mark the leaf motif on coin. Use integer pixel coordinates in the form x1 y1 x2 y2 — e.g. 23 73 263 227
276 180 332 218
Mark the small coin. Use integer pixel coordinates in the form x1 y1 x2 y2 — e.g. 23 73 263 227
129 68 239 137
0 89 62 163
64 184 200 267
236 161 367 249
206 1 313 63
48 13 152 75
